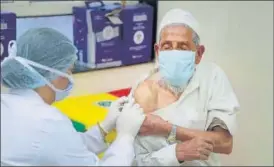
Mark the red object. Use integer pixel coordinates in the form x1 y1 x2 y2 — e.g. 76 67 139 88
108 88 131 97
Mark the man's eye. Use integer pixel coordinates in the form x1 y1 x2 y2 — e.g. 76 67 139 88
177 48 187 51
176 44 189 50
162 45 172 50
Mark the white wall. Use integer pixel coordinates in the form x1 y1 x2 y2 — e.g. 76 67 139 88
158 1 273 166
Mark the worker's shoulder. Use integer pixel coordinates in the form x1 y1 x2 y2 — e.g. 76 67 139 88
32 104 74 134
1 94 74 138
1 92 69 122
39 104 70 121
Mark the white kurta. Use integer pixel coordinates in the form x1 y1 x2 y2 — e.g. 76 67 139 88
132 62 240 166
1 89 135 166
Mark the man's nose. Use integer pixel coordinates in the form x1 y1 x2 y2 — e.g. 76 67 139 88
171 42 179 50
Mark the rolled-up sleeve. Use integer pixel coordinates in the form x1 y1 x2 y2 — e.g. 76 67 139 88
206 66 240 135
134 140 180 166
206 110 238 135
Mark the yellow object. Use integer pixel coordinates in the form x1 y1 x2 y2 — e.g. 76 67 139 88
97 122 109 145
53 93 118 158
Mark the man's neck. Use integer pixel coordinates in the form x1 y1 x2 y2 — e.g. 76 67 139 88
146 68 184 97
158 79 184 97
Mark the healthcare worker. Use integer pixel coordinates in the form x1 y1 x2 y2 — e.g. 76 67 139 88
1 28 145 166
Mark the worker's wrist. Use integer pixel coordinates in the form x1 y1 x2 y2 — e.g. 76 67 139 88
99 121 112 134
97 122 108 136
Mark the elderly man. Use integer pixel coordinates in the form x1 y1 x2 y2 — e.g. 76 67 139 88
130 9 240 166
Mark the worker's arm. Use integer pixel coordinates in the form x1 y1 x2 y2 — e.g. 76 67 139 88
99 135 136 166
79 125 108 155
42 119 136 166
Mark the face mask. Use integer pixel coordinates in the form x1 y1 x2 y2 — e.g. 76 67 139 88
54 81 73 101
5 40 74 102
158 50 195 88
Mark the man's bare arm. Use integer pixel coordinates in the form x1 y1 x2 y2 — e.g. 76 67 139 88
163 123 233 154
139 114 233 154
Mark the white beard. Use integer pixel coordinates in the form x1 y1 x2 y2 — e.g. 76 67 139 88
158 78 186 96
148 66 186 97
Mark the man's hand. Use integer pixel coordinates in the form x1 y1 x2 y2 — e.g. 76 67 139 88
139 114 172 136
176 137 214 161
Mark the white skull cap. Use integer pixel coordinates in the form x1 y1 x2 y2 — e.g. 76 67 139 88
158 8 200 38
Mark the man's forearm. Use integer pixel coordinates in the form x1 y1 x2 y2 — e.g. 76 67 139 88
164 123 233 154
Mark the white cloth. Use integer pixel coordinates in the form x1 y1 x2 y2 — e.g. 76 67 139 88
1 89 135 166
131 62 240 166
158 9 200 38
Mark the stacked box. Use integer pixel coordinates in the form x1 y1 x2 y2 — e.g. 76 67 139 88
121 4 154 65
73 3 123 69
0 11 16 62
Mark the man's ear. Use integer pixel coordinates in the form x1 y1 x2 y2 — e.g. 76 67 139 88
154 43 159 57
195 45 205 64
